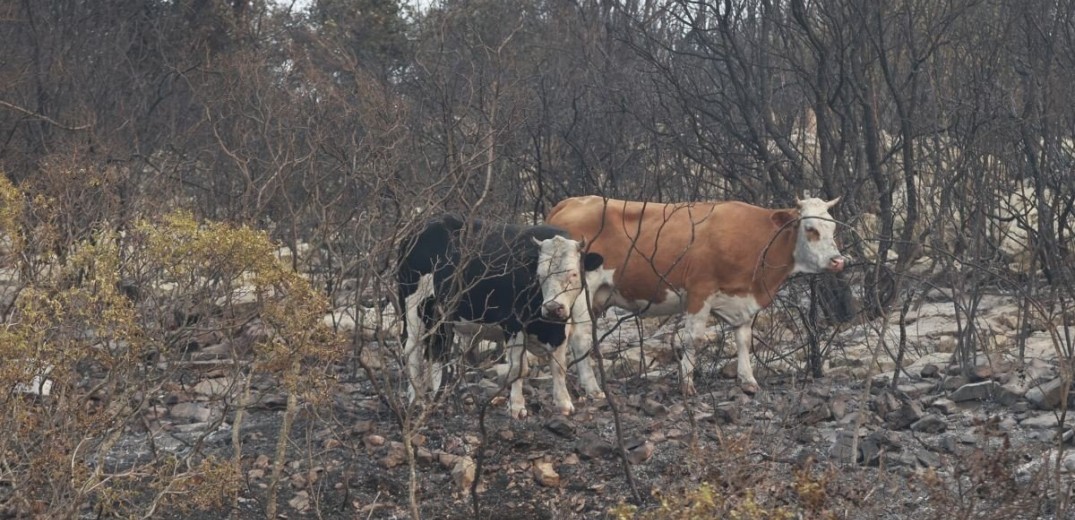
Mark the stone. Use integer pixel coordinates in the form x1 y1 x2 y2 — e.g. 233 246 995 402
910 414 947 434
1021 413 1075 430
170 402 212 422
829 430 857 463
364 434 385 448
950 381 1001 402
532 460 560 487
452 456 476 492
545 417 576 438
640 398 670 418
192 377 231 397
1026 377 1067 410
380 441 407 469
627 441 655 465
896 381 937 399
920 364 941 378
575 434 615 460
929 398 958 415
713 402 741 424
798 397 834 426
943 375 968 391
288 491 310 512
915 450 941 468
885 401 924 430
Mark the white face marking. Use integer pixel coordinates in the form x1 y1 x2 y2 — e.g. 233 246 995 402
534 235 586 320
793 197 846 274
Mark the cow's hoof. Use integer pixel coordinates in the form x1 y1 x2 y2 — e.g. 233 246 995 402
740 382 760 396
681 382 697 397
509 405 528 420
557 402 575 416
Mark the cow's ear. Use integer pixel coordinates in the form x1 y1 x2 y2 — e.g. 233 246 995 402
583 252 604 272
771 210 796 229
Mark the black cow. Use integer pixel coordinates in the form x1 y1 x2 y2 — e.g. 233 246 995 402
398 215 603 418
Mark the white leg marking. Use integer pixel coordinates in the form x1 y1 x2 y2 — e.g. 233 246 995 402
707 292 762 395
734 324 758 394
569 292 603 399
403 273 435 403
679 305 710 396
506 332 529 419
550 337 574 416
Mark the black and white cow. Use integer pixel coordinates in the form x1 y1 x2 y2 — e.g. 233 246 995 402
397 215 603 418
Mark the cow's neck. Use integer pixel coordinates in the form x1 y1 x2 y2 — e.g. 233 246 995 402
750 220 798 308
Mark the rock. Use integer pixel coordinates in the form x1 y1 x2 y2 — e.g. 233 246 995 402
575 434 615 460
798 397 834 426
920 364 941 378
915 450 941 468
950 381 1001 402
290 472 307 489
170 402 212 422
364 434 385 448
885 401 924 430
896 381 937 399
1026 378 1067 410
562 453 580 465
1021 413 1075 430
910 414 947 434
381 441 407 469
532 460 560 487
288 491 310 512
943 375 968 391
719 361 738 379
830 396 848 421
858 436 883 467
192 377 231 397
998 417 1018 431
545 417 577 438
627 441 655 465
829 430 857 463
928 398 958 415
497 429 514 442
452 456 476 492
351 420 375 435
640 398 670 418
416 447 434 464
713 402 741 424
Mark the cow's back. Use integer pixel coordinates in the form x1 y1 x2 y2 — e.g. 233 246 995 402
398 215 570 331
547 196 791 302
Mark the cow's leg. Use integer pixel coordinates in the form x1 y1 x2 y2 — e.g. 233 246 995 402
550 336 574 416
567 292 604 399
506 332 530 419
734 323 759 395
679 311 709 396
680 294 714 396
403 274 435 403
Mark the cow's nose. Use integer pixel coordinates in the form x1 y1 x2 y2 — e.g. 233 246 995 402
829 256 846 272
543 301 567 321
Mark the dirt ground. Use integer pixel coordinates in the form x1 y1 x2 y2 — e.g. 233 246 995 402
140 350 1067 520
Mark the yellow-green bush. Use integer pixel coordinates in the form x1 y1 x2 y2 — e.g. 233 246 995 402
0 177 337 517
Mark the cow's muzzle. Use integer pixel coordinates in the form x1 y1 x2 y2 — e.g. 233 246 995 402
542 301 569 322
828 256 846 273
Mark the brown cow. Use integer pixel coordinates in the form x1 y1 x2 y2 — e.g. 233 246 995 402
547 196 846 400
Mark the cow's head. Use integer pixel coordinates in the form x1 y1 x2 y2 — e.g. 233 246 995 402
775 197 846 274
533 236 604 321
